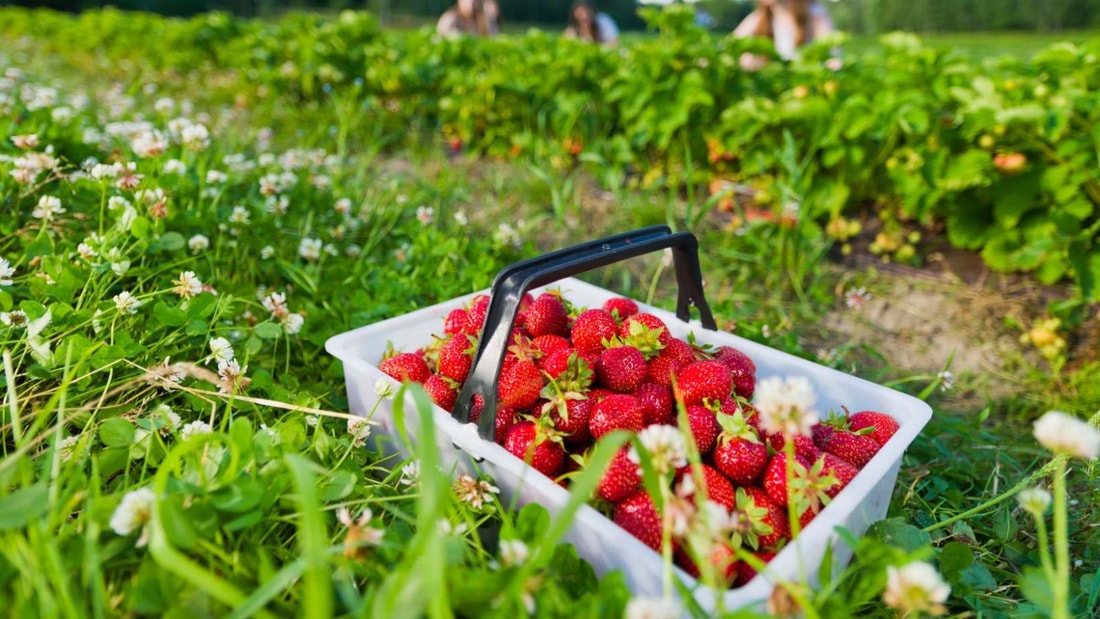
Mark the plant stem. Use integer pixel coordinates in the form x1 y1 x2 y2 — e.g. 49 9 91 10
1051 458 1070 619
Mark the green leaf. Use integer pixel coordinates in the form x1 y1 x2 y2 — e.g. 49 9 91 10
938 542 974 578
254 322 283 340
1067 243 1099 301
130 216 152 240
1018 565 1055 613
318 470 357 502
160 495 199 551
0 483 48 530
210 477 264 513
185 320 208 337
100 418 136 447
185 293 218 319
152 232 186 253
516 503 551 542
153 302 188 327
866 518 932 553
937 150 991 192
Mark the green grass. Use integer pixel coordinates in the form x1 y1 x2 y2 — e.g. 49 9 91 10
847 28 1100 58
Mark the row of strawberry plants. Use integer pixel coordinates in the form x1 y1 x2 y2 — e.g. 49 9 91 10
4 6 1100 303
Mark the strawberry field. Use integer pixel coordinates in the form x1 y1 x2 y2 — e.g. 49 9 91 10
2 5 1100 618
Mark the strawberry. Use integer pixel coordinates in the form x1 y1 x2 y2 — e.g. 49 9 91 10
588 393 646 440
613 490 663 551
602 297 639 322
619 313 671 359
597 447 641 503
714 346 756 399
443 308 470 336
531 334 571 359
570 309 618 355
437 333 475 384
818 453 858 498
596 345 647 393
676 360 734 407
379 352 430 384
848 410 900 446
541 349 594 392
504 420 565 477
726 487 776 551
542 393 592 443
713 412 768 486
466 294 491 334
818 430 881 469
664 337 697 366
810 421 835 448
767 432 821 462
736 550 776 586
498 359 544 410
762 452 811 507
424 374 459 413
645 349 684 387
740 487 790 550
684 542 739 587
678 464 737 511
634 382 674 426
525 293 568 338
685 405 720 456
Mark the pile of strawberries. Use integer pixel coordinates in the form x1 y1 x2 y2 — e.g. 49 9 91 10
378 291 900 588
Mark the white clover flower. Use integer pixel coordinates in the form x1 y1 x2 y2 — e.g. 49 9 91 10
262 291 288 319
154 97 176 115
323 243 338 257
334 198 352 215
228 205 250 225
131 130 167 158
753 376 819 438
1033 411 1100 460
209 336 235 363
0 257 15 286
624 596 683 619
399 460 420 487
181 123 210 151
345 244 362 258
347 416 372 447
188 234 210 254
629 424 687 477
499 539 529 567
416 206 434 226
692 499 735 542
438 519 469 536
172 271 204 299
216 359 250 394
113 291 142 315
180 420 213 441
298 237 322 261
336 507 384 545
163 159 187 175
1017 487 1052 517
374 378 396 398
89 163 118 180
205 169 228 184
108 196 132 211
153 404 181 432
260 246 275 260
109 487 156 546
493 222 522 249
883 561 951 617
844 287 872 310
57 434 83 463
281 313 304 335
937 370 955 392
454 475 500 511
11 134 38 149
453 210 469 226
32 195 65 221
1 310 28 328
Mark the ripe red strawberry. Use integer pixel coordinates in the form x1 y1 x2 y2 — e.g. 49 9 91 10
531 334 571 359
437 334 475 384
713 413 768 486
596 346 647 393
543 395 592 443
681 542 739 587
714 346 756 399
634 382 674 426
587 387 613 404
818 453 858 498
677 464 737 510
570 309 618 355
619 313 671 359
588 393 646 440
504 420 565 477
818 430 882 469
525 293 568 337
597 448 641 503
740 487 789 550
498 359 544 410
443 308 470 335
541 349 594 392
810 421 835 448
602 297 639 322
466 295 490 333
613 490 663 551
685 405 720 456
736 550 776 586
645 349 684 387
664 337 697 366
767 432 822 462
762 452 811 507
424 374 459 412
848 411 900 446
676 360 733 406
379 352 430 384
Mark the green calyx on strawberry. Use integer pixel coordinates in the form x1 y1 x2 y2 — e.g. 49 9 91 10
542 350 594 393
785 455 838 517
713 411 768 486
617 319 668 360
728 488 774 551
686 330 717 359
539 376 592 442
506 331 543 364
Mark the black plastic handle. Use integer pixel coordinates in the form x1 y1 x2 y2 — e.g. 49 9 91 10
453 229 717 441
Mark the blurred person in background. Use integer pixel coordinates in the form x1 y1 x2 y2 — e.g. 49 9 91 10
437 0 501 38
563 1 620 46
733 0 835 69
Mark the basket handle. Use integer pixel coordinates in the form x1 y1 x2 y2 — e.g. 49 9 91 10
454 228 717 441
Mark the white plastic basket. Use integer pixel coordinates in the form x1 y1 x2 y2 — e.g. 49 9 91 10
325 227 932 612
